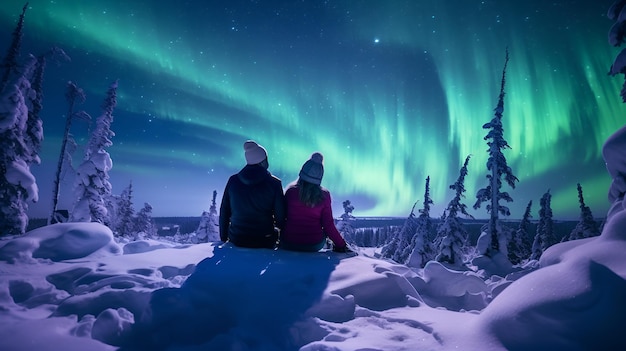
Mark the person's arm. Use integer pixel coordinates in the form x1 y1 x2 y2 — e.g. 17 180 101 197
273 179 286 231
219 179 232 242
320 193 347 249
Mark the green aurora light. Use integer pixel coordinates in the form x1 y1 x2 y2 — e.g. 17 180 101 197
1 0 624 219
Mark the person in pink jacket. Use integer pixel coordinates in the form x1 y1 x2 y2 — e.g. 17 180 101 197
280 152 350 252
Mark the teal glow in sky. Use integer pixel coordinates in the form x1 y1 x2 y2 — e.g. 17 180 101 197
1 0 624 219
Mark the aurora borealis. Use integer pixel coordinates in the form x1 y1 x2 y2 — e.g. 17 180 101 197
1 0 624 219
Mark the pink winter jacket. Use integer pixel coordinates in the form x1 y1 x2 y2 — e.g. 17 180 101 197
281 186 347 248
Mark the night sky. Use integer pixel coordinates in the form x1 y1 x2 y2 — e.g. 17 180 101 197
1 0 624 220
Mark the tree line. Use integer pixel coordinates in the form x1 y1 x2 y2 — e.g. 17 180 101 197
335 50 601 272
0 4 602 253
0 4 167 238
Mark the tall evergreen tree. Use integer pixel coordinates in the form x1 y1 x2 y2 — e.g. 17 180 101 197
134 202 157 238
23 55 44 168
381 201 416 261
397 214 417 263
443 155 473 220
50 81 90 224
0 63 37 235
406 215 435 267
115 182 135 236
195 210 211 243
435 155 473 267
24 48 68 173
392 203 419 263
0 7 67 233
71 81 118 223
508 200 533 265
196 190 220 242
336 200 356 244
406 176 436 264
0 7 41 235
418 176 434 220
396 176 435 265
565 183 600 241
473 49 519 257
531 190 555 260
608 0 626 101
207 190 219 241
0 3 26 93
403 182 433 267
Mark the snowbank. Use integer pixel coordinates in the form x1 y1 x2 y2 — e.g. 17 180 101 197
0 220 624 350
0 222 120 263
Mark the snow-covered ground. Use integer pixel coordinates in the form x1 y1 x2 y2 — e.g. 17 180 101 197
0 213 625 351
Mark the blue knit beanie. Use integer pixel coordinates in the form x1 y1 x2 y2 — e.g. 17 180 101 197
299 152 324 185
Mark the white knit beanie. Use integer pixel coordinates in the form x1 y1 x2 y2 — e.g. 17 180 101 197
299 152 324 185
243 140 267 165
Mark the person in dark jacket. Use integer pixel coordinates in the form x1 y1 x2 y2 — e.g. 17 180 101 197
219 140 286 248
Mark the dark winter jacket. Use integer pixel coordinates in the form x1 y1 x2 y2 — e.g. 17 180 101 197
281 185 346 250
219 164 286 248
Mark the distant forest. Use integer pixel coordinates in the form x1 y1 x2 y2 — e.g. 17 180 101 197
26 217 583 245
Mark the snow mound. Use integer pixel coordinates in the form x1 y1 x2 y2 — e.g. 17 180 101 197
474 205 626 350
419 260 490 312
0 222 121 263
122 239 176 254
0 217 625 350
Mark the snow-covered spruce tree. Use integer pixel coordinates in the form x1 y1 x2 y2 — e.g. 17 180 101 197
508 200 533 265
530 190 556 260
415 175 434 237
195 210 211 243
393 203 419 263
406 176 436 267
134 202 157 238
381 201 417 261
405 214 435 267
195 190 220 242
207 190 220 241
114 181 135 236
0 9 41 235
608 0 626 102
0 73 36 235
0 3 26 93
473 49 519 257
336 199 356 245
25 48 68 179
104 193 119 229
23 55 44 169
70 81 118 223
435 155 474 267
565 183 600 241
50 81 90 224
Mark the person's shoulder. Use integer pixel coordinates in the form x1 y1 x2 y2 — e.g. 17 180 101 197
226 173 239 183
269 173 283 184
285 185 298 195
321 188 332 201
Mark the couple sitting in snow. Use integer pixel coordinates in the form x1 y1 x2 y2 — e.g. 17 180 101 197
218 140 351 253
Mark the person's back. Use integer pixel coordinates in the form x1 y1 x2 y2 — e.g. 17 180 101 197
219 140 285 248
280 153 347 252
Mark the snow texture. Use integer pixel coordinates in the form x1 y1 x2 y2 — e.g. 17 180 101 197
0 208 625 350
